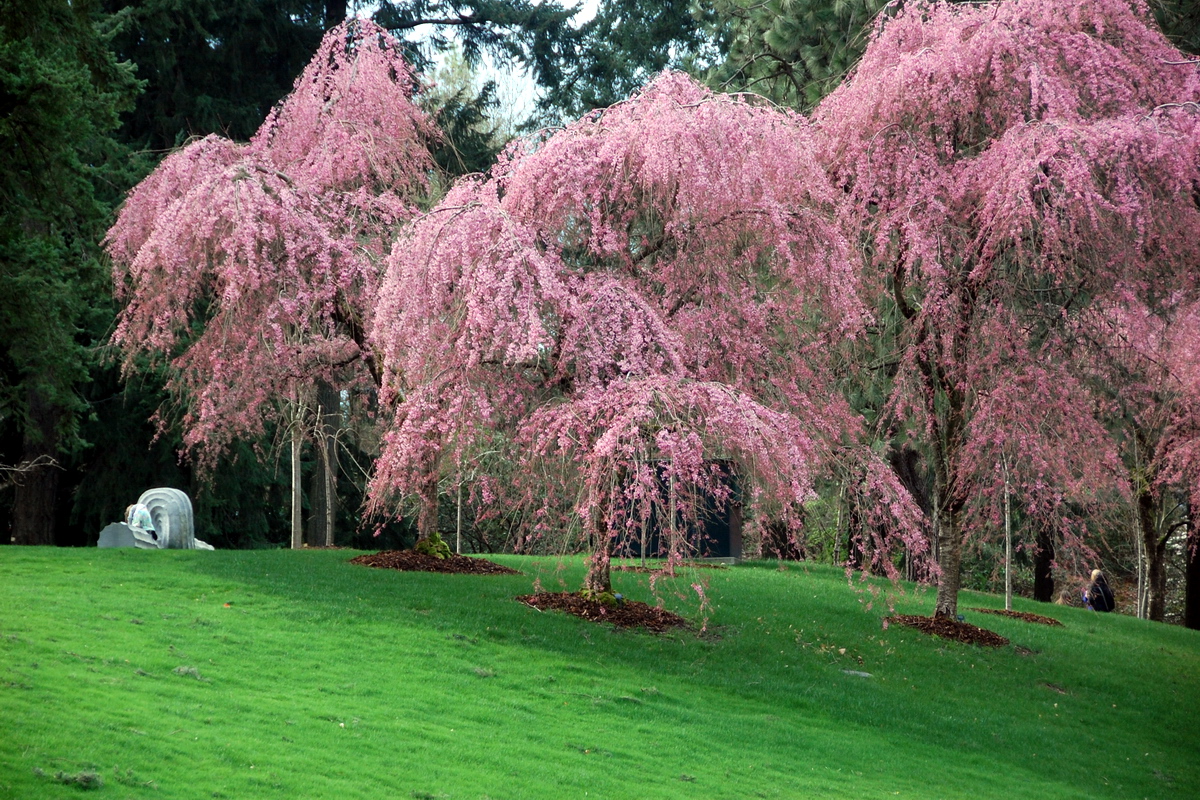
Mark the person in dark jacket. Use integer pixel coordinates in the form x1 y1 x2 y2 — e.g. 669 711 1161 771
1084 569 1115 612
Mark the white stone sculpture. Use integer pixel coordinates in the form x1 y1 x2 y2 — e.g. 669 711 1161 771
97 488 213 550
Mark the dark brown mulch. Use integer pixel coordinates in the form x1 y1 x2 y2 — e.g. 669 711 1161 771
886 614 1010 647
612 562 729 574
516 592 689 633
968 607 1064 627
349 550 521 576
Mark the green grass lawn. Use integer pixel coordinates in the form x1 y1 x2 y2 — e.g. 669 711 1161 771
1 548 1197 799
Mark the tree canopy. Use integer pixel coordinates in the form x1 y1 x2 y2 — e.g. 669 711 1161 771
107 19 437 466
1 0 141 543
370 72 924 591
813 0 1200 616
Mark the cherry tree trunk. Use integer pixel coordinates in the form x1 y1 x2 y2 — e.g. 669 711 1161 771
933 500 963 619
584 535 614 595
307 381 340 547
931 373 967 619
1138 488 1167 621
415 453 440 540
583 480 618 594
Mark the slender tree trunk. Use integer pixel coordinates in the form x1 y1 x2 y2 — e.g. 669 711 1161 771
931 403 965 619
416 451 439 539
11 391 61 545
1003 456 1013 611
321 440 335 548
832 483 844 565
933 498 963 618
1185 503 1199 630
455 473 463 555
307 382 340 547
583 478 618 594
844 499 864 570
1134 492 1147 617
1138 487 1167 621
290 411 303 550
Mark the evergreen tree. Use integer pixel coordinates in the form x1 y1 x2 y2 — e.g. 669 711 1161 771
537 0 725 121
0 0 141 544
102 0 339 150
709 0 1197 111
707 0 888 108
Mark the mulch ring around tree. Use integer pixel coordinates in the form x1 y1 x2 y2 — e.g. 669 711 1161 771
968 607 1063 627
886 614 1010 647
349 550 521 576
612 562 728 574
516 592 689 633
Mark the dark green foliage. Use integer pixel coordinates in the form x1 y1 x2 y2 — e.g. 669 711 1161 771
709 0 1197 111
68 363 187 544
101 0 336 150
0 0 138 450
68 360 298 549
537 0 725 120
375 1 723 124
372 0 579 89
0 0 141 543
427 78 503 175
707 0 890 108
1152 0 1200 55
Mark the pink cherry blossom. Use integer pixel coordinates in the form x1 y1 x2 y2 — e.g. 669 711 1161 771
107 20 436 467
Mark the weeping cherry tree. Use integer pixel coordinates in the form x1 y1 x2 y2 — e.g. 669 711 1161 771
106 19 438 547
813 0 1200 617
370 73 926 592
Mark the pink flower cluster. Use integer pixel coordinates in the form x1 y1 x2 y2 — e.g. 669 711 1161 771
107 20 436 464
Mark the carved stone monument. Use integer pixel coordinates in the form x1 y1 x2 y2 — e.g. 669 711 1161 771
97 521 158 549
97 488 214 550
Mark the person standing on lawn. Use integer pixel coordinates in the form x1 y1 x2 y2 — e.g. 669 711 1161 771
1084 569 1115 612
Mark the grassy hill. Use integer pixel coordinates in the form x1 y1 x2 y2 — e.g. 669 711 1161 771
1 548 1197 799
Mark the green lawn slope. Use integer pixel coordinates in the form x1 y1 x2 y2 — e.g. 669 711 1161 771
1 548 1196 799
